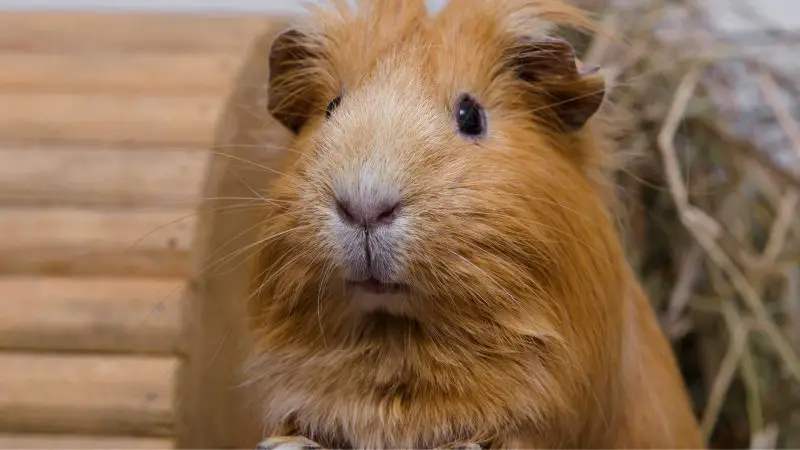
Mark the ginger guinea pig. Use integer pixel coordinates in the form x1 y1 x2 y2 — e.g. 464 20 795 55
246 0 705 448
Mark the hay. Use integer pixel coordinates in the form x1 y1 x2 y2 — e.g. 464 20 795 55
569 0 800 447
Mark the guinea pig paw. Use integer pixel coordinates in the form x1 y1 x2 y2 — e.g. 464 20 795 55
436 442 482 450
255 436 323 450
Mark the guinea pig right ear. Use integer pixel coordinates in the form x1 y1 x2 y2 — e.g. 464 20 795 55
267 27 326 134
506 37 605 132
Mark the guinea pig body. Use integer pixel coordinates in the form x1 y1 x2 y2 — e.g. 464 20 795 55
246 0 705 448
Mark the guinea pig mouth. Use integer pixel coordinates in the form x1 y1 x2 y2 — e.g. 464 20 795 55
346 278 410 295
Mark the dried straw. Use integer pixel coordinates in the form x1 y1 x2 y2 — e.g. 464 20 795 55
571 0 800 447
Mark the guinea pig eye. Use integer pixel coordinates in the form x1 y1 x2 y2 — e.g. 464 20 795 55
325 96 342 119
455 94 486 138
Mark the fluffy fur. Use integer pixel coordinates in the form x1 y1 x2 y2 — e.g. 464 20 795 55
246 0 705 447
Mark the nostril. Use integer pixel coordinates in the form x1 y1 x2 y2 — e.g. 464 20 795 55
335 199 357 225
375 201 401 225
334 196 402 228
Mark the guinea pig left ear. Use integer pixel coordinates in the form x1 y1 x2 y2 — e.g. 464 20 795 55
507 37 605 132
267 27 325 134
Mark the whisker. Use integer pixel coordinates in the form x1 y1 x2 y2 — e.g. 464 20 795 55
209 150 302 182
257 241 316 289
448 250 521 309
213 142 309 159
316 258 337 347
230 170 282 208
199 195 293 207
134 205 290 333
207 327 233 370
204 223 312 281
122 201 271 262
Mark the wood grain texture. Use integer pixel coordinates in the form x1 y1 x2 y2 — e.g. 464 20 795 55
0 146 210 208
0 353 176 436
0 208 195 276
0 10 292 447
0 92 223 145
0 276 184 354
0 11 273 53
0 52 242 93
0 434 173 449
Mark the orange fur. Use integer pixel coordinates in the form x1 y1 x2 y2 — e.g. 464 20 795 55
247 0 705 447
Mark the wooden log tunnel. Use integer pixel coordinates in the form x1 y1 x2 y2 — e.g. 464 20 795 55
0 10 292 449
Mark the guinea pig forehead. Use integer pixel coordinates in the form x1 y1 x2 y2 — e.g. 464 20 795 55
311 1 429 84
427 22 516 96
429 1 574 90
341 69 439 138
319 61 441 160
327 35 432 91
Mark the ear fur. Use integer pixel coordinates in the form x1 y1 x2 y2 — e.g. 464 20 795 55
507 36 605 131
267 27 326 134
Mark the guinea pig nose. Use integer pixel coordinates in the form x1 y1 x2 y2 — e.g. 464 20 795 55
335 197 402 228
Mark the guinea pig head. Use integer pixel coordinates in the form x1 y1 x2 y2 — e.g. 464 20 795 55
254 0 623 340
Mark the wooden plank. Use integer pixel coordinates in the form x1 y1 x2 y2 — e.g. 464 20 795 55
0 353 175 436
0 146 210 208
0 12 274 53
0 276 184 354
0 208 195 277
0 434 173 449
0 92 223 145
0 52 243 93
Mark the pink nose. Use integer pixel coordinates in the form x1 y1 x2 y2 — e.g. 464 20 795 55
335 197 402 229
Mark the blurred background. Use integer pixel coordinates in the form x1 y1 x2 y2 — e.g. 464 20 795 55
0 0 797 449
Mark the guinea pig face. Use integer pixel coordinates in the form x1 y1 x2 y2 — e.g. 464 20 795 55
261 0 607 320
271 56 476 315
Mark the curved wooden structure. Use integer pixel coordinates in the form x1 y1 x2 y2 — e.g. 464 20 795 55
0 11 287 449
178 18 293 450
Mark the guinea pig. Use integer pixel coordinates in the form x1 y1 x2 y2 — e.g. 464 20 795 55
245 0 705 448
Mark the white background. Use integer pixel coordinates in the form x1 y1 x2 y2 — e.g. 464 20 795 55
0 0 447 15
0 0 797 32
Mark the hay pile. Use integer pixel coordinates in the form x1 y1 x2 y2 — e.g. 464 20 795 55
565 0 800 447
